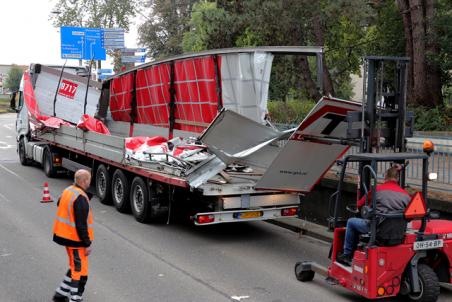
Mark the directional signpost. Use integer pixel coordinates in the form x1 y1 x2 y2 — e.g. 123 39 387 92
60 26 106 60
60 27 84 59
121 55 146 63
103 28 125 49
60 26 146 68
97 68 114 81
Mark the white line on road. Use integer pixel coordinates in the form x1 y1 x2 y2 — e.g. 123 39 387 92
3 124 13 130
0 191 11 203
0 163 29 183
0 141 14 149
231 296 250 301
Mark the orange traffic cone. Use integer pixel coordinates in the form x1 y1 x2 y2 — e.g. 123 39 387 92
41 182 53 203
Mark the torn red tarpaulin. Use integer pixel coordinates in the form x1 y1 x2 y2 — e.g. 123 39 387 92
23 71 71 128
77 114 111 135
125 136 167 151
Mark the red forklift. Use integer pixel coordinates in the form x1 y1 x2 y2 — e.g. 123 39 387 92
294 57 452 301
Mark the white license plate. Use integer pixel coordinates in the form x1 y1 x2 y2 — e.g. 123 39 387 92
413 239 443 251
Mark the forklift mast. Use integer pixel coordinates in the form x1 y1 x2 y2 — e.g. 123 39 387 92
346 56 413 194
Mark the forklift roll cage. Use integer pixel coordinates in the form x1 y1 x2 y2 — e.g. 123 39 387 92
331 152 430 248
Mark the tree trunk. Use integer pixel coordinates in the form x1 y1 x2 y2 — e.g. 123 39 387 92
397 0 414 104
297 56 321 101
424 0 442 106
311 14 335 97
397 0 442 108
408 0 428 106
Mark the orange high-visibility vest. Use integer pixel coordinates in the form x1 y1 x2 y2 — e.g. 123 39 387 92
53 185 93 242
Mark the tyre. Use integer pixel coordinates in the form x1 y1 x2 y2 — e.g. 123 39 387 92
407 264 440 302
43 148 58 178
294 262 315 282
111 169 130 213
18 137 31 166
95 164 111 205
130 177 150 223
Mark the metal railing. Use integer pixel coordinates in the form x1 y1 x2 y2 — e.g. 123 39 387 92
331 142 452 191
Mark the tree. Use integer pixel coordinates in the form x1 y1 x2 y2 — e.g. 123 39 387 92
138 0 198 59
50 0 138 29
50 0 139 70
396 0 443 107
181 0 369 101
4 65 23 93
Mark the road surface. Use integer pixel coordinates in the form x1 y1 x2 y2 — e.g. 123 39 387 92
1 113 451 302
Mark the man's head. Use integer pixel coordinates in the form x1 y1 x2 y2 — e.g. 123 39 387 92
384 164 402 182
74 169 91 191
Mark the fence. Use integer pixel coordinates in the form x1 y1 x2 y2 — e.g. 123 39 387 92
331 142 452 191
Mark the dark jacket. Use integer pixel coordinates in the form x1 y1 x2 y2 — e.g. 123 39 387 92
358 181 411 214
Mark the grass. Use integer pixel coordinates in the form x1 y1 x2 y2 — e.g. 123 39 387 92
0 96 13 113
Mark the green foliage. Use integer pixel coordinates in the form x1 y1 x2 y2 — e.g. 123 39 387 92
436 0 452 89
364 1 405 57
267 100 316 124
139 0 197 59
4 65 23 92
409 106 452 131
182 1 233 52
50 0 138 29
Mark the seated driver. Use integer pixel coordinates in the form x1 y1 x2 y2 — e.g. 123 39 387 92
337 164 410 266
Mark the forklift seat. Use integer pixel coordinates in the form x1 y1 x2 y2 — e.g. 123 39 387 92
358 217 407 247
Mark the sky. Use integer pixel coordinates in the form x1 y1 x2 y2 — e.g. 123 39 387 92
0 0 140 68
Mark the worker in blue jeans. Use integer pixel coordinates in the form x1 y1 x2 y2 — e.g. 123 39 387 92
337 164 410 266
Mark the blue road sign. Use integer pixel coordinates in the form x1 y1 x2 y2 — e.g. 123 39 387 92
121 55 146 63
102 28 125 49
60 26 106 60
97 69 113 74
60 27 84 59
84 28 106 60
98 74 113 80
122 48 147 53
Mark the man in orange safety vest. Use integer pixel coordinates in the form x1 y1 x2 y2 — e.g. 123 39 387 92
52 169 94 302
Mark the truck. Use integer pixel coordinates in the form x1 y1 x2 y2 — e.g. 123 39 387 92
15 46 361 226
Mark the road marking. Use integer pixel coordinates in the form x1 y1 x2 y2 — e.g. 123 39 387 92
6 135 12 138
3 124 13 130
0 191 11 203
0 141 14 149
231 296 250 301
0 253 12 257
0 163 29 183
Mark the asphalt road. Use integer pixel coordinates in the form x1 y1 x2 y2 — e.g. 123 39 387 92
1 113 451 302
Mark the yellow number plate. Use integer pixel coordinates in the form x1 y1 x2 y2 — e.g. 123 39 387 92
236 211 263 219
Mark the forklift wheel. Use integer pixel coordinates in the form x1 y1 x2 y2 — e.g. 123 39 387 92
407 264 440 302
294 262 315 282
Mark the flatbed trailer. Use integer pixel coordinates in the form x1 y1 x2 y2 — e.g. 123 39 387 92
16 47 361 226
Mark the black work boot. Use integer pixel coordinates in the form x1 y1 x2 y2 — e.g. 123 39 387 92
336 253 352 266
52 292 69 302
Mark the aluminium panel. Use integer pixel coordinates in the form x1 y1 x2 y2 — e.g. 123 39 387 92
222 193 299 209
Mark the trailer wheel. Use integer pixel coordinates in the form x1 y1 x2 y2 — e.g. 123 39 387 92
111 169 130 213
43 148 58 178
407 264 440 302
130 177 150 223
18 137 31 166
96 164 111 205
294 262 315 282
